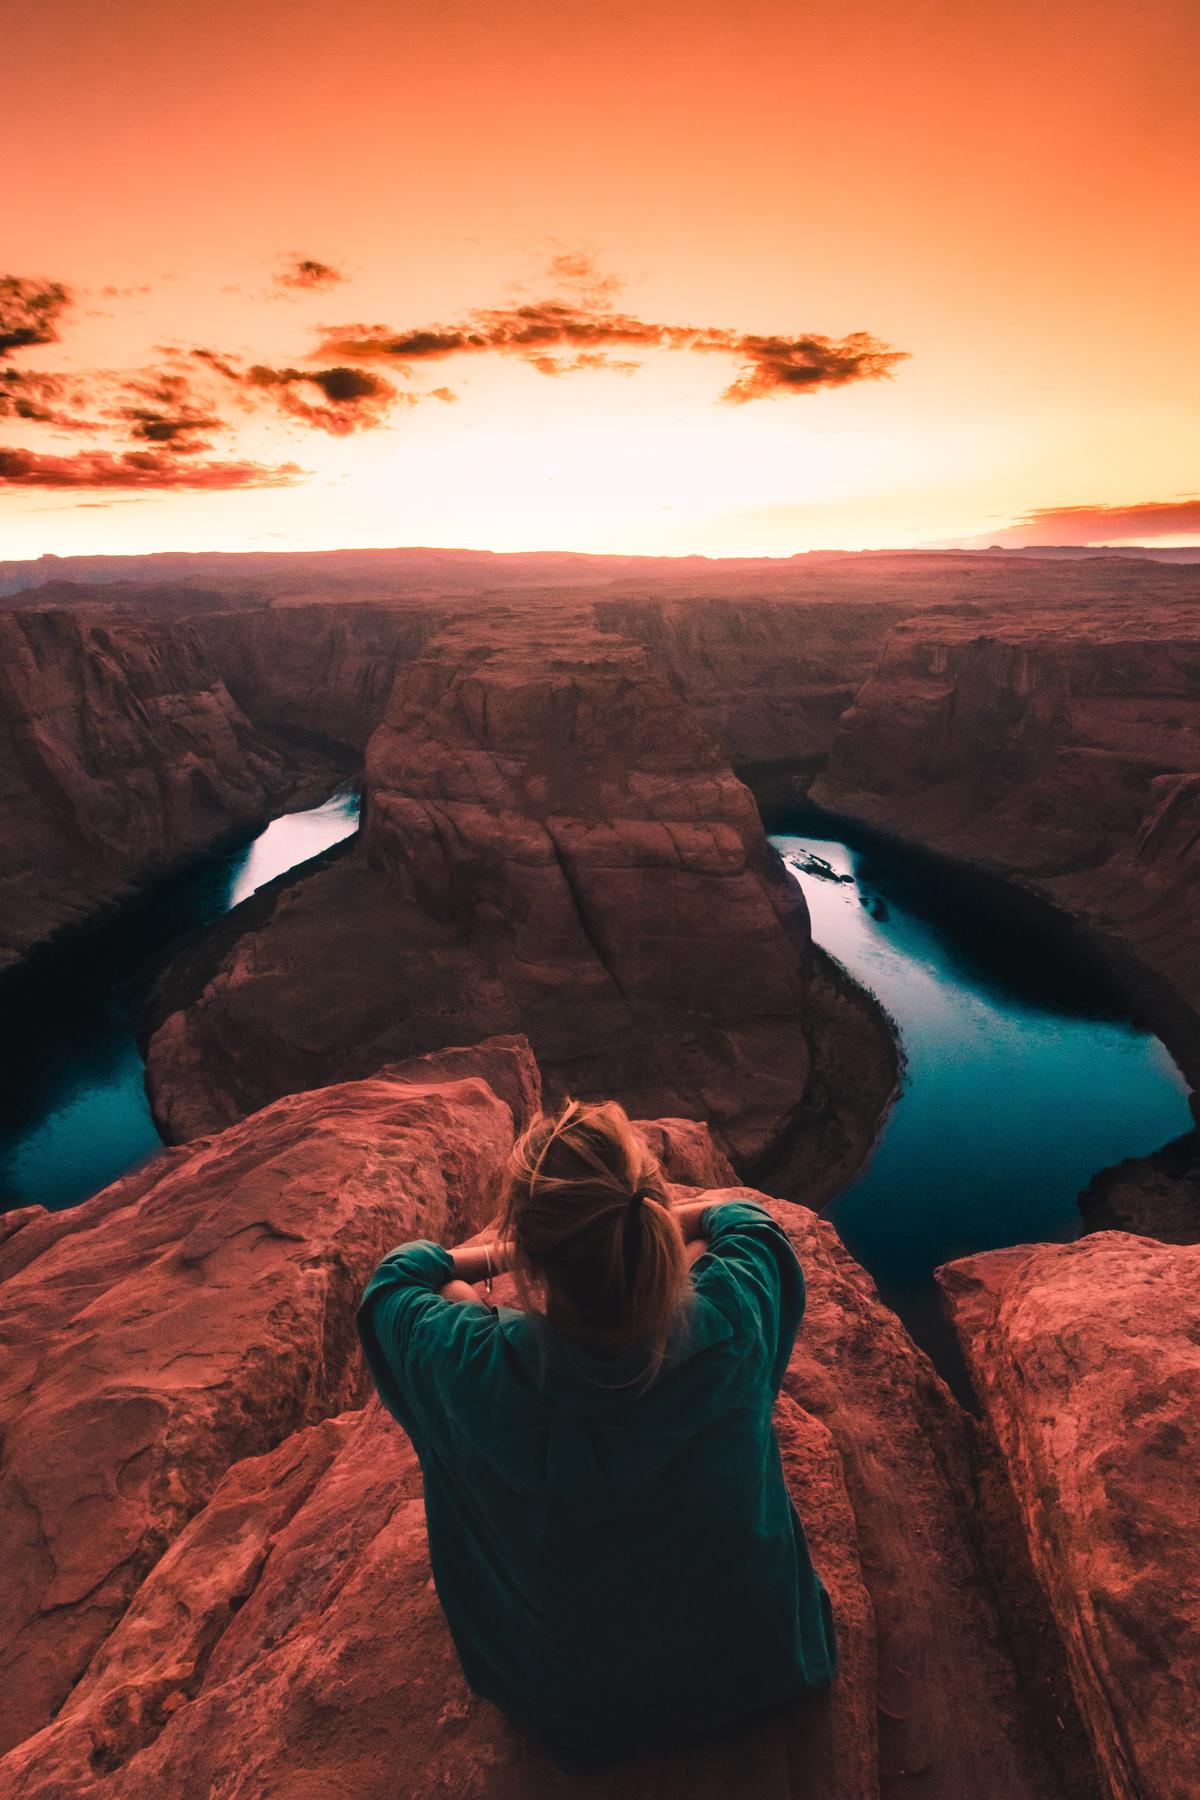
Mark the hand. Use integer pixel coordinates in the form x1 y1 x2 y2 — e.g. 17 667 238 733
671 1198 724 1243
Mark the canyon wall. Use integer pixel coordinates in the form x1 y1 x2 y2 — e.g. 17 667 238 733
0 1042 1095 1799
143 610 897 1195
0 607 290 974
941 1233 1200 1800
591 596 900 767
814 609 1200 1047
193 601 441 755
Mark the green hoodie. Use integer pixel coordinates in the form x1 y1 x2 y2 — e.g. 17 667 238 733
356 1198 836 1766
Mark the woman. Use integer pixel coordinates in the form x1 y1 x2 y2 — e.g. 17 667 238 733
356 1097 837 1767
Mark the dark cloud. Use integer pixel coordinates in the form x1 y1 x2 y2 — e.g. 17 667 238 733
274 256 345 293
718 331 905 403
318 293 907 403
984 497 1200 546
111 372 224 453
1 258 907 505
0 447 303 490
0 277 73 357
0 368 93 430
192 349 399 435
243 362 398 434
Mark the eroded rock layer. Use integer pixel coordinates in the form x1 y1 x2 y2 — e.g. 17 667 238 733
940 1234 1200 1800
0 1045 1087 1799
194 601 440 755
0 607 289 972
814 607 1200 1044
0 1035 538 1757
143 612 897 1189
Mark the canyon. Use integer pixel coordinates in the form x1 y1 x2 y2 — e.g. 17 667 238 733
1 547 1197 1798
0 607 291 974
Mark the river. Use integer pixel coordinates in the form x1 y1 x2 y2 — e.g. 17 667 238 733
4 796 1192 1394
773 811 1193 1380
1 791 360 1212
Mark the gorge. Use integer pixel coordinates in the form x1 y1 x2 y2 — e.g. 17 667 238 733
1 546 1197 1800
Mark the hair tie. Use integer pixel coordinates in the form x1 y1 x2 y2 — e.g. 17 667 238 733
622 1188 646 1288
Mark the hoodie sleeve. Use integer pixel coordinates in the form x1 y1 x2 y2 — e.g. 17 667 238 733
357 1239 473 1439
691 1201 805 1394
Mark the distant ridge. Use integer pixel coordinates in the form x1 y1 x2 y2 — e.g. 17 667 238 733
3 540 1198 599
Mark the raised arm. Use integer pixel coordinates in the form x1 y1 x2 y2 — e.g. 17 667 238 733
438 1236 516 1304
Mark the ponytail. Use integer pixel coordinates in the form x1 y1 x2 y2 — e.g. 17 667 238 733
500 1098 688 1382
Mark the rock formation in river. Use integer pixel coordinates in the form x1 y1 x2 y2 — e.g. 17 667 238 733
940 1232 1200 1800
0 1039 1097 1798
0 607 290 974
143 610 897 1196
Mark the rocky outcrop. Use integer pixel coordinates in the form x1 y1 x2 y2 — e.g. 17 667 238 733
0 1035 538 1756
0 607 290 973
939 1233 1200 1800
0 1051 1091 1798
194 602 440 755
1078 1129 1200 1242
814 610 1200 1097
593 595 900 769
817 622 1200 874
1050 771 1200 1039
143 612 897 1195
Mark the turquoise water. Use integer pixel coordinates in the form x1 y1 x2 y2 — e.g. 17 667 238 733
0 792 360 1212
772 816 1194 1378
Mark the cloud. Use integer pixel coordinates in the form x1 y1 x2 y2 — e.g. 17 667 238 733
0 277 73 357
0 447 304 490
196 353 399 435
717 332 906 403
977 497 1200 546
111 371 224 453
0 368 94 430
274 256 345 293
544 251 625 307
317 287 907 404
0 256 907 503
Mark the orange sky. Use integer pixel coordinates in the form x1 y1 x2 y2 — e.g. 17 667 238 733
3 0 1197 558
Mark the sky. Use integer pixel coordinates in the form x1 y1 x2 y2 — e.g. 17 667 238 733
3 0 1198 560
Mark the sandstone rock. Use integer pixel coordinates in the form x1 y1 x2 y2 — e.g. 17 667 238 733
813 610 1200 1078
1050 772 1200 1039
0 1393 873 1800
144 612 898 1193
815 622 1199 875
939 1233 1200 1800
0 1044 536 1754
592 595 900 768
0 1127 1089 1798
1078 1129 1200 1244
195 602 439 755
0 607 289 972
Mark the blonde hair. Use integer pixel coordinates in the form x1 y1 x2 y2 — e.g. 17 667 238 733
500 1098 688 1382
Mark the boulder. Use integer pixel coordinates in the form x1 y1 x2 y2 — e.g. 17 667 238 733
0 1041 537 1754
939 1233 1200 1800
0 1096 1087 1796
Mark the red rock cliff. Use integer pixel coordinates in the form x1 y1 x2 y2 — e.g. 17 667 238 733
0 607 289 973
0 1040 1091 1799
940 1233 1200 1800
143 612 897 1192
